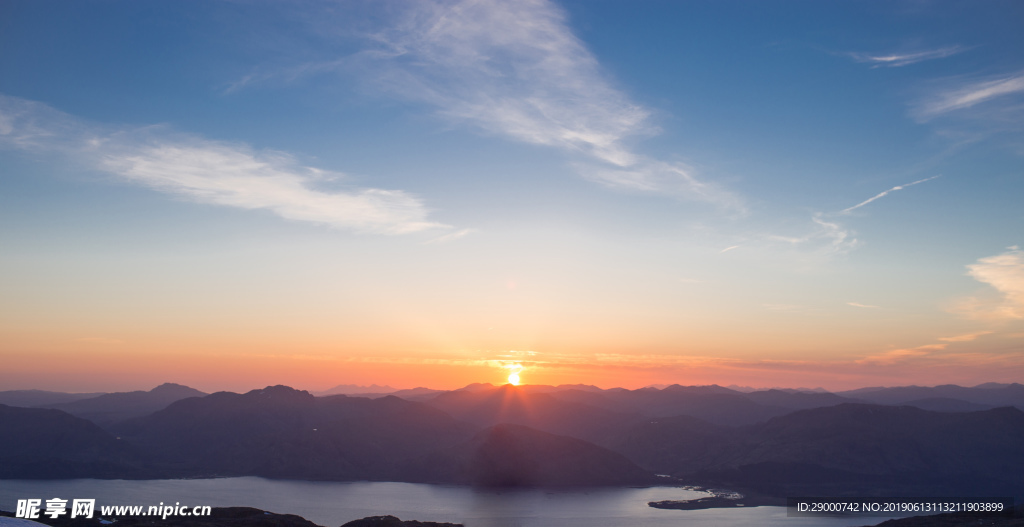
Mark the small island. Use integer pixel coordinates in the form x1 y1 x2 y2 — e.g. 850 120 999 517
648 487 774 511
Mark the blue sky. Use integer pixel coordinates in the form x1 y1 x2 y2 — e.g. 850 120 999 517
1 0 1022 391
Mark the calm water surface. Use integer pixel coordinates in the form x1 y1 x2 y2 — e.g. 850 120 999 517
0 478 900 527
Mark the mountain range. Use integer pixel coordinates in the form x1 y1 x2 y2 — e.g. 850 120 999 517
1 381 1022 497
39 383 207 426
0 389 107 408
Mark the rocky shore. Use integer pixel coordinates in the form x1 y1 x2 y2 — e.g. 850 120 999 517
647 486 778 510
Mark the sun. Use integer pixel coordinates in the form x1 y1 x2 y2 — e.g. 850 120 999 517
507 372 520 385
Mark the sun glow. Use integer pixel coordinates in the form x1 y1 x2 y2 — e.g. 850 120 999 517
508 372 520 385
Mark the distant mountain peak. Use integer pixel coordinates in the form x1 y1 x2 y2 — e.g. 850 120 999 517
316 383 397 396
460 382 495 392
974 382 1022 390
662 384 737 394
150 383 204 395
246 385 314 401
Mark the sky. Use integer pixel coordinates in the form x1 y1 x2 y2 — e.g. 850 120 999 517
1 0 1022 393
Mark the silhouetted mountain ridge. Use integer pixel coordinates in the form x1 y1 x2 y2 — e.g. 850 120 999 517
4 382 1024 497
0 404 145 478
411 423 655 486
316 384 397 396
41 383 207 426
423 384 642 444
837 384 1024 409
110 385 478 481
612 403 1024 497
0 389 106 408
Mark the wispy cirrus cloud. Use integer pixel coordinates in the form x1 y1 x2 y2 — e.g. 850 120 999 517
950 246 1024 320
856 344 944 366
845 46 964 68
810 215 857 251
248 0 739 209
938 330 993 342
847 302 880 309
769 174 939 256
854 329 1004 375
840 175 940 214
576 159 742 208
361 0 650 168
769 213 859 254
0 94 446 234
916 71 1024 119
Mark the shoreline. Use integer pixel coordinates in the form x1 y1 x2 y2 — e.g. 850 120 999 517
648 485 781 511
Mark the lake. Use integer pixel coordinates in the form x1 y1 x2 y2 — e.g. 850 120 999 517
0 478 901 527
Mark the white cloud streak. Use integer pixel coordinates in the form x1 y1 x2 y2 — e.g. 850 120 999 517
917 72 1024 119
344 0 739 208
769 174 938 256
811 215 858 252
0 94 446 234
951 246 1024 320
577 159 742 208
840 175 940 214
937 330 993 342
856 344 946 366
364 0 647 167
769 213 859 255
846 46 963 68
847 302 880 309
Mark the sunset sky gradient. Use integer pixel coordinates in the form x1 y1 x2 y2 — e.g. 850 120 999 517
1 0 1022 392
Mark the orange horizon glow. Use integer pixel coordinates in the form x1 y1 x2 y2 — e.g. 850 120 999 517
1 339 1022 394
4 262 1021 394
